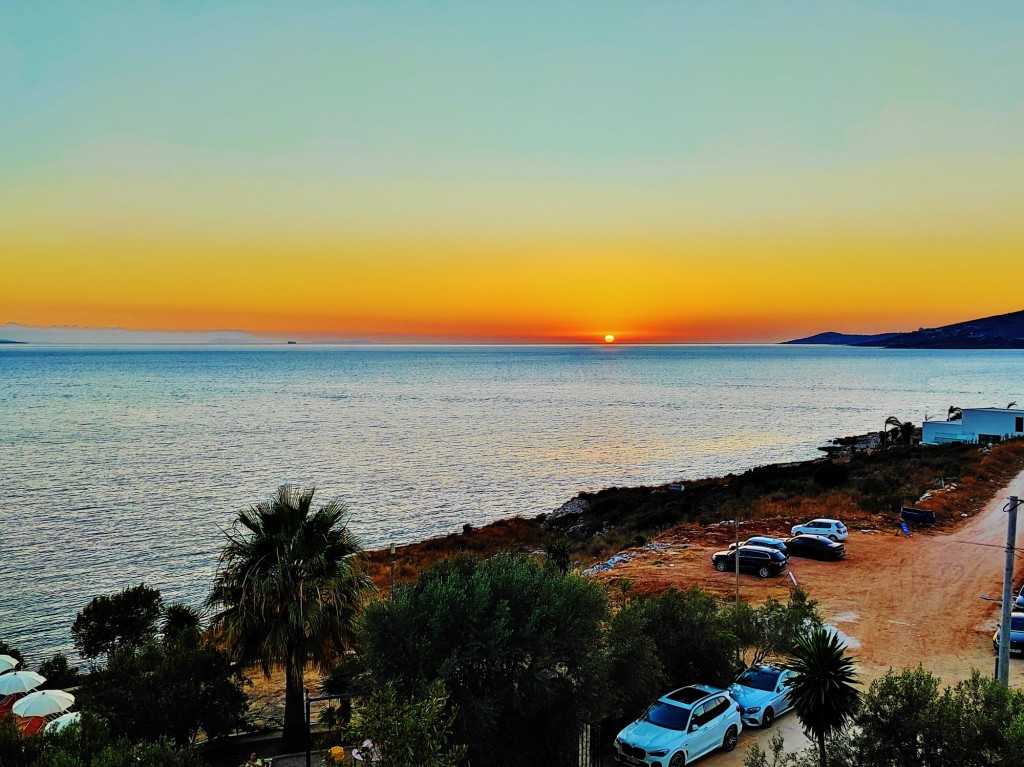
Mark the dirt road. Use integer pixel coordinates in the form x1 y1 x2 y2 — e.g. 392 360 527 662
597 469 1024 765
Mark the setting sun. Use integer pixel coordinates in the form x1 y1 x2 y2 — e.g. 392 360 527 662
604 334 615 343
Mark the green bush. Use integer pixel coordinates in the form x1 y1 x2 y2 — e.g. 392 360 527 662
79 630 247 746
0 712 205 767
71 584 164 659
854 668 1024 767
722 588 822 668
361 553 608 767
341 681 467 767
37 654 80 689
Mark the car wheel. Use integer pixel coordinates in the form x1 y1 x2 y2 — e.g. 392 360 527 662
763 707 775 727
722 725 738 752
828 534 839 542
669 753 686 767
715 561 728 572
758 566 770 578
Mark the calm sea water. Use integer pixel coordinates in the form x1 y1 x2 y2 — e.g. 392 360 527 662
2 344 1022 659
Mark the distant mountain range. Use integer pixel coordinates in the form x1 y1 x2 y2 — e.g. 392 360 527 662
0 323 263 345
785 309 1024 349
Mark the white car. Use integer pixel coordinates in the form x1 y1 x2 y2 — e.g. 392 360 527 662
727 536 789 556
790 518 847 542
614 685 742 767
728 664 797 727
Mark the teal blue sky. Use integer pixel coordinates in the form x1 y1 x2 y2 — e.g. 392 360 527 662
4 2 1022 178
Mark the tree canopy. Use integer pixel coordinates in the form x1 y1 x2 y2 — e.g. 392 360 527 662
77 600 247 747
71 584 164 659
360 553 609 767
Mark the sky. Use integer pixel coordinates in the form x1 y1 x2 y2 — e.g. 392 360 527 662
2 1 1022 343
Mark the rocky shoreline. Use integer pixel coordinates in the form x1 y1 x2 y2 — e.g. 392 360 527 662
362 436 1024 593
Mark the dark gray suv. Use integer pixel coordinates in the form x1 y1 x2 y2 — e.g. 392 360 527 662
711 546 788 578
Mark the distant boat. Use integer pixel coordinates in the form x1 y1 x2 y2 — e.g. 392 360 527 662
287 340 297 345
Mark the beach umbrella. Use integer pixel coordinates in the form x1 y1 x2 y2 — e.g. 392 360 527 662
13 690 75 718
0 654 19 674
44 711 81 733
0 671 45 696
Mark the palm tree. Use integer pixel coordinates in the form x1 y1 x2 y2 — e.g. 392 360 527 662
207 486 374 748
947 406 963 421
785 627 859 767
162 603 203 642
543 536 574 573
884 416 914 446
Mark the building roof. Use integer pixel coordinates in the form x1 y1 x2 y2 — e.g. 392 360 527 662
963 408 1024 414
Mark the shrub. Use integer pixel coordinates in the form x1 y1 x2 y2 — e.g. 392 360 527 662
71 584 164 659
853 668 1024 767
0 640 24 665
361 553 608 767
341 681 467 767
79 633 247 747
723 588 822 668
37 654 80 689
606 588 738 722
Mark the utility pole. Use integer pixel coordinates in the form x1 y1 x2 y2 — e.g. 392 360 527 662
998 496 1021 687
389 542 396 599
734 517 740 606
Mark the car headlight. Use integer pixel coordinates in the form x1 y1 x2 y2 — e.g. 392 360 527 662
648 749 670 757
744 706 761 714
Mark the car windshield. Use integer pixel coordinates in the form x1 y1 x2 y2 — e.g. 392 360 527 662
642 702 690 731
1012 616 1024 632
736 669 780 692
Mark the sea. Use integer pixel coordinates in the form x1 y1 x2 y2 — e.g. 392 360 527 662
1 344 1022 660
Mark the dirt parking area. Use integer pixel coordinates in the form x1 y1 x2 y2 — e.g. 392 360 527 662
595 469 1024 765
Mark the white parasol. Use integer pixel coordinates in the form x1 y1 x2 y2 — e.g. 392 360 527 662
0 655 19 674
44 711 82 733
0 671 45 696
13 689 75 718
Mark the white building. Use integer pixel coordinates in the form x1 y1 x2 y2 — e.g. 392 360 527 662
922 407 1024 445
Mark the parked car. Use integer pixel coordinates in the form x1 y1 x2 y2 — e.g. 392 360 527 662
790 518 848 541
727 537 788 556
993 613 1024 655
728 664 797 727
785 535 846 561
711 546 788 578
1015 584 1024 610
614 685 743 767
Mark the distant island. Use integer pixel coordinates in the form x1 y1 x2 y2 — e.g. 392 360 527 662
0 323 262 345
785 309 1024 349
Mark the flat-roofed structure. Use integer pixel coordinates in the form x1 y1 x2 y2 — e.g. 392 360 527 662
922 407 1024 445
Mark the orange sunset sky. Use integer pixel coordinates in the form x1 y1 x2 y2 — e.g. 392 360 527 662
3 3 1022 343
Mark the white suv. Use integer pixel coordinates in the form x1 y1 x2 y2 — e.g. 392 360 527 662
790 518 847 541
614 685 742 766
